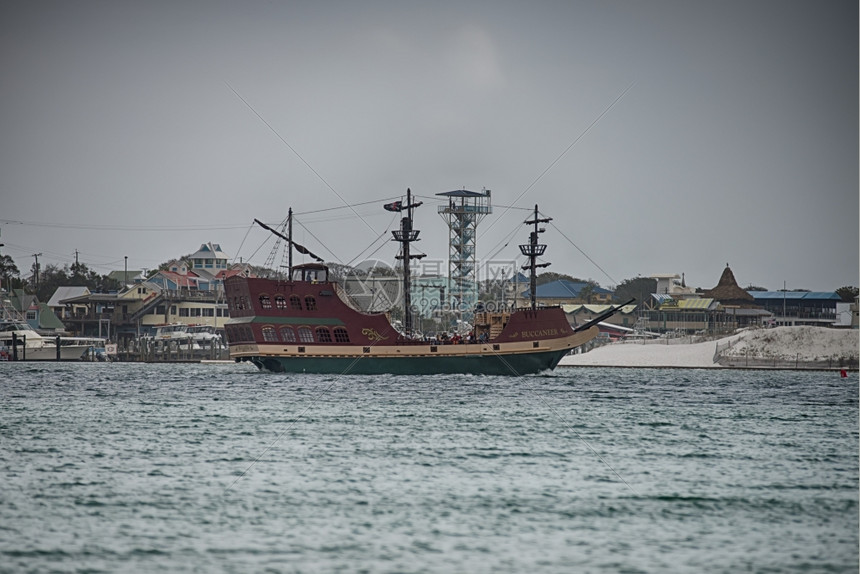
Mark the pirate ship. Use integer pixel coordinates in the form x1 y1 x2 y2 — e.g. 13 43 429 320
224 190 623 375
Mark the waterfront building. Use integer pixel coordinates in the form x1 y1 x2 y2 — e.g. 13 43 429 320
639 267 771 335
749 291 842 327
644 295 721 334
701 265 771 330
55 242 252 342
47 286 91 321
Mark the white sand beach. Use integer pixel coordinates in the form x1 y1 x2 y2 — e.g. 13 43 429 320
559 326 859 368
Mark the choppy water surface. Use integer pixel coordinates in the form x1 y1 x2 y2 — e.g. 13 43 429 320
1 362 857 573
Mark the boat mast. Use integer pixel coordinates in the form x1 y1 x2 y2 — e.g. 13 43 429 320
391 188 424 335
287 207 293 279
253 216 324 273
519 204 552 310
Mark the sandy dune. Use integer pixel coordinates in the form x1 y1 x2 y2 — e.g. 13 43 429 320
559 326 858 368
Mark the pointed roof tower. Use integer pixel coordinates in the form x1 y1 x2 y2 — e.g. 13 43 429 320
703 264 755 306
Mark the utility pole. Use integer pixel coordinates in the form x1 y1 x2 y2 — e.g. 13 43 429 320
124 256 128 284
32 253 42 292
0 228 4 292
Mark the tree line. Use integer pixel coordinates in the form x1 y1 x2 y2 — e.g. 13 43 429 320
1 252 857 306
0 254 121 302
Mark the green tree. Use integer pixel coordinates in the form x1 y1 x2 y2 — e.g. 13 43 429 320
32 263 69 301
27 260 122 301
0 254 22 290
70 260 90 282
325 262 355 282
535 271 585 286
613 276 657 305
578 283 597 304
836 285 859 302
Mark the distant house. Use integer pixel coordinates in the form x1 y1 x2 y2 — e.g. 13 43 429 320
47 286 91 321
149 245 247 294
748 291 841 327
167 259 189 274
189 243 229 272
4 288 66 332
651 273 697 298
520 279 613 306
147 268 206 292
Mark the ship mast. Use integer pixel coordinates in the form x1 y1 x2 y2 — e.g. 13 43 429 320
391 188 424 336
253 213 323 278
519 204 552 310
287 207 293 278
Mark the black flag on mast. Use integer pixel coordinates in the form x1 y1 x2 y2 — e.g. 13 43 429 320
383 200 403 212
253 219 324 262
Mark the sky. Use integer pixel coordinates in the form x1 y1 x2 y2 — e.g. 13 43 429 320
1 0 857 293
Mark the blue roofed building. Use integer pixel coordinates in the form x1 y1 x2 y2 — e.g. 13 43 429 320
749 291 841 327
521 279 613 306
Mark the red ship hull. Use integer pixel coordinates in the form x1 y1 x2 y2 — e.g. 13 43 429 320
223 273 597 376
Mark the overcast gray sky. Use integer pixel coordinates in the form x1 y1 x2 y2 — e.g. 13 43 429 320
1 0 857 292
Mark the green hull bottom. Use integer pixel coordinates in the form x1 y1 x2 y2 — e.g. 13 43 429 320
239 349 570 376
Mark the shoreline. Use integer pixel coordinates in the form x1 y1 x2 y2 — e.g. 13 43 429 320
559 326 858 371
558 364 856 371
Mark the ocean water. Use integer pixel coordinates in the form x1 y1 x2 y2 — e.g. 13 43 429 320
1 362 857 573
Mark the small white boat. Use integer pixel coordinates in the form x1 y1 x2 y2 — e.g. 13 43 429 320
186 324 224 350
0 319 106 361
140 323 197 351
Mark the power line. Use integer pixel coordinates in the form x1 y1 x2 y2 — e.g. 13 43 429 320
479 81 636 239
548 219 618 286
0 219 248 232
225 82 379 237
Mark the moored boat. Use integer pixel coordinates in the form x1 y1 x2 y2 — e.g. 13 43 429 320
0 319 106 361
